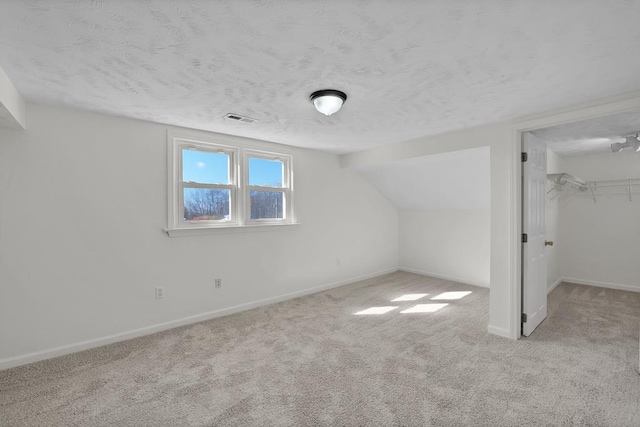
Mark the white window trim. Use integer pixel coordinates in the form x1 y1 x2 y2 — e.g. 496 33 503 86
166 130 296 236
244 149 294 226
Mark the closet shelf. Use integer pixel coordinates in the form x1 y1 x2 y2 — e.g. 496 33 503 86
547 173 640 203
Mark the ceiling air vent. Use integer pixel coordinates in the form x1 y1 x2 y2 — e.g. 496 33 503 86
224 113 258 124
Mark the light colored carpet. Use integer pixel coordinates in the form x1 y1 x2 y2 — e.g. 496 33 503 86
1 271 639 426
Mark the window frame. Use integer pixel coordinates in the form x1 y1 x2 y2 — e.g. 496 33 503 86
244 149 294 225
167 131 295 235
168 136 239 230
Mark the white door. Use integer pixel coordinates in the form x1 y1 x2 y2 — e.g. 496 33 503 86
522 133 547 336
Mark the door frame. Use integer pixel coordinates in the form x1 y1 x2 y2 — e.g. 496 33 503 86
508 91 640 339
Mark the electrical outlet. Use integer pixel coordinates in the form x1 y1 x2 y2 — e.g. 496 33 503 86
155 287 165 299
215 278 222 289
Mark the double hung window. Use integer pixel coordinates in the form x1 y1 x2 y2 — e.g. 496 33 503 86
246 151 292 224
167 133 294 234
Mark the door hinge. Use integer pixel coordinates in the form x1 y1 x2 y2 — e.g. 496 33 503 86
521 313 527 323
521 152 528 162
522 233 528 243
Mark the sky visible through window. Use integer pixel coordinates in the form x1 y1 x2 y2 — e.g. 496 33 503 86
182 150 283 186
183 150 229 184
249 157 283 187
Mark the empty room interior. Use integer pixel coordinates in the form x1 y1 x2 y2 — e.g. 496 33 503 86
0 1 639 426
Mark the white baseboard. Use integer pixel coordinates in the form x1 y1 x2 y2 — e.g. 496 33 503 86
561 277 640 293
398 266 489 289
547 277 563 294
487 324 512 339
0 267 398 371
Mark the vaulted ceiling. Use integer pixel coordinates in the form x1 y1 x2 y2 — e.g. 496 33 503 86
1 1 640 153
358 147 490 211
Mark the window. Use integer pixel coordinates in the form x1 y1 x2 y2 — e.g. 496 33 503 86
167 132 294 235
245 151 293 224
171 138 239 228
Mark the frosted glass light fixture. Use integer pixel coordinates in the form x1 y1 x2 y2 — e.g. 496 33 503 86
310 89 347 116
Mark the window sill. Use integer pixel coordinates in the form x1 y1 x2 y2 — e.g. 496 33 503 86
164 222 300 237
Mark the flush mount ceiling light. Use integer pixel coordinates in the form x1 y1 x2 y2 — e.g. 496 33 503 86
310 89 347 116
611 134 640 152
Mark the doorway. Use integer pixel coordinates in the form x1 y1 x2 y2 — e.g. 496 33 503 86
519 111 640 336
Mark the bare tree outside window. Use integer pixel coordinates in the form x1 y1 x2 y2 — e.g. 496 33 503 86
184 188 230 221
250 191 283 219
247 156 287 220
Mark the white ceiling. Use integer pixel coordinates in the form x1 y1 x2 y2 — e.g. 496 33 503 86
531 111 640 157
1 1 640 154
358 147 490 210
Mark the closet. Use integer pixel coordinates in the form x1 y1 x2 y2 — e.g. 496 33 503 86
544 148 640 293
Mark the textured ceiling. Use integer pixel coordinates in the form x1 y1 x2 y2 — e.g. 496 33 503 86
1 1 640 153
358 147 490 210
532 111 640 157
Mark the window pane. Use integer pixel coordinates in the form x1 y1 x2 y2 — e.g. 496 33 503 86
184 188 230 221
182 149 229 184
249 157 283 187
250 191 284 219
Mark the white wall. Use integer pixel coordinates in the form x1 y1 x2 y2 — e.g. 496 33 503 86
342 123 516 338
556 150 640 292
399 209 490 287
545 148 564 290
355 147 491 288
0 104 399 368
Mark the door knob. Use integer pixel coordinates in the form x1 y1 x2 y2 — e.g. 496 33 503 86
545 240 554 246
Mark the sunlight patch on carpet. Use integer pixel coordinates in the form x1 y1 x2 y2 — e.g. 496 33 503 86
400 303 448 314
432 291 472 300
354 306 398 315
391 294 428 302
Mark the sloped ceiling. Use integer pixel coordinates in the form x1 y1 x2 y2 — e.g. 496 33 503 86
358 147 490 210
1 1 640 153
